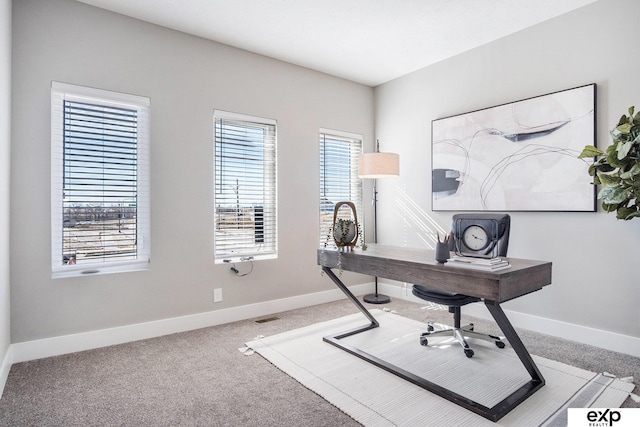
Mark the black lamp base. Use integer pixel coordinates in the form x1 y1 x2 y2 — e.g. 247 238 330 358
363 293 391 304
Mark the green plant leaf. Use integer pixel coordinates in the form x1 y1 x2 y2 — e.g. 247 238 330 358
617 114 628 127
584 107 640 221
596 172 620 185
617 140 634 159
624 210 640 220
599 185 630 204
578 145 604 158
617 206 637 220
606 148 625 168
620 162 640 179
592 157 615 171
601 202 619 212
617 122 632 134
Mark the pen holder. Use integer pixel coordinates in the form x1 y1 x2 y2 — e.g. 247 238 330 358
434 242 450 264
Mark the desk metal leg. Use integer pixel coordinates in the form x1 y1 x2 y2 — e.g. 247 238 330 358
321 267 378 337
485 301 544 384
321 269 545 422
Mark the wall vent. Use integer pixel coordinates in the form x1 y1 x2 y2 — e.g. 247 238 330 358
254 316 280 324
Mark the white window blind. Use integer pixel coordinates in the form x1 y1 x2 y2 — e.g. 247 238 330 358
214 111 277 262
51 82 150 278
319 130 363 247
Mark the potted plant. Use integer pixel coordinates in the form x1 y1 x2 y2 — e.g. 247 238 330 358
333 218 357 247
324 201 359 250
579 106 640 220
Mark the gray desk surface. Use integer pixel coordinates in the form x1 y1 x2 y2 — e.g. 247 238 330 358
317 244 552 303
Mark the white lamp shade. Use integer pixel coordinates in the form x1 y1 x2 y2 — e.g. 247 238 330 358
358 152 400 178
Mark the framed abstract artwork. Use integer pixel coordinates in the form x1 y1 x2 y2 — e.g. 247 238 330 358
432 84 596 211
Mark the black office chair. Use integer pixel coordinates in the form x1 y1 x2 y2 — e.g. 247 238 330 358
412 213 511 358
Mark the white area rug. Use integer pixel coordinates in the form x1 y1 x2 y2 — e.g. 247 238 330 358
246 310 634 427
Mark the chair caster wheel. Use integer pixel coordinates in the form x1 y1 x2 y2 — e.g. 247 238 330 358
427 324 434 332
468 323 474 332
420 336 429 346
464 348 474 358
495 341 505 349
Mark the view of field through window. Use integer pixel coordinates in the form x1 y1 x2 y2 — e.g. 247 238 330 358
214 115 276 260
62 100 139 265
319 132 362 247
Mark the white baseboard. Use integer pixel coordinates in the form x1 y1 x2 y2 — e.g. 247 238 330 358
381 283 640 358
0 345 12 396
9 283 372 365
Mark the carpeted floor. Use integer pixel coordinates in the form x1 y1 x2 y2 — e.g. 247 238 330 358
0 298 638 426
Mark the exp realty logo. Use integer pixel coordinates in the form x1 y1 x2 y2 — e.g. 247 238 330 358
568 408 640 427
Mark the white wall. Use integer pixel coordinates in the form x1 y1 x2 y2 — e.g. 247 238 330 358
10 0 373 343
375 0 640 347
0 0 12 386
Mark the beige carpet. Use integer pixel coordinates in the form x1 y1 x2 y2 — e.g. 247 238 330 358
247 310 634 427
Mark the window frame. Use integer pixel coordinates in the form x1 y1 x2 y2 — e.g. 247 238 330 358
319 129 363 247
51 82 150 278
213 110 278 263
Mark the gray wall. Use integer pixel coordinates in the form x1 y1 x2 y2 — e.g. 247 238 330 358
374 0 640 340
10 0 640 349
10 0 373 343
1 0 11 363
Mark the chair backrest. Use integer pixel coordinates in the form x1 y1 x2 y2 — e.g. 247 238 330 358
451 213 510 258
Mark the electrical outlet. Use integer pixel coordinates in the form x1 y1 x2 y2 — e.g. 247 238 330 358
213 288 222 303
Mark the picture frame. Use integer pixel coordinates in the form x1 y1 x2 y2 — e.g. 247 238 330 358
431 84 597 212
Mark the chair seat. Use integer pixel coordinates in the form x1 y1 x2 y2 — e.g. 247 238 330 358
412 285 480 306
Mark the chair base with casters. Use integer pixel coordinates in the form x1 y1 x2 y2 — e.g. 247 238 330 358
413 285 505 358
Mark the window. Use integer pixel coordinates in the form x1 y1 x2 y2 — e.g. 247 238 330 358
319 130 363 246
214 111 277 262
51 82 150 278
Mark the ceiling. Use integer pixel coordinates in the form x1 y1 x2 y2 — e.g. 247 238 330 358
76 0 597 87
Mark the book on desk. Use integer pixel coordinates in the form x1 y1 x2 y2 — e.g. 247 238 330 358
448 255 511 271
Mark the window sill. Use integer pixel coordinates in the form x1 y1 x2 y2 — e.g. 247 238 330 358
216 253 277 265
52 260 150 279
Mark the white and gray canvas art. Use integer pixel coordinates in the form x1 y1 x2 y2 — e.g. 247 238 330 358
432 84 596 211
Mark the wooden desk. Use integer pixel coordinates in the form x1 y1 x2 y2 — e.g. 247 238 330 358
317 244 552 422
